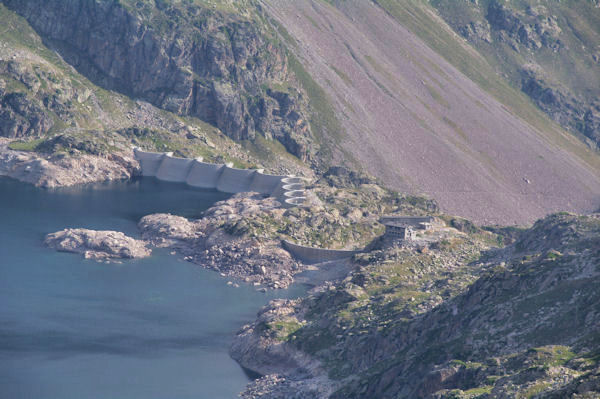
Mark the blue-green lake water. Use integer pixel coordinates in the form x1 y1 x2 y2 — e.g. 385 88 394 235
0 177 304 399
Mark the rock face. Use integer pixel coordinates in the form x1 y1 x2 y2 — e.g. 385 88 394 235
0 91 53 138
486 1 563 51
231 297 337 399
139 193 303 288
45 228 151 261
520 65 600 146
2 0 312 160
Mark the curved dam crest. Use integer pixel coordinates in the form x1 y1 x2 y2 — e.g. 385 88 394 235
133 148 308 207
281 240 363 264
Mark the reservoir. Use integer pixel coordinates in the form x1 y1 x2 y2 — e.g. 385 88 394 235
0 177 304 399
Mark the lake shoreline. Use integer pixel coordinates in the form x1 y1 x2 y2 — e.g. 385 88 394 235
0 166 353 397
1 176 315 398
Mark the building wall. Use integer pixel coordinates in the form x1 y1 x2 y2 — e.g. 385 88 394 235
380 216 436 230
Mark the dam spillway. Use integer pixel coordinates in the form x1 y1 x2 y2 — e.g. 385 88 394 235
133 148 308 207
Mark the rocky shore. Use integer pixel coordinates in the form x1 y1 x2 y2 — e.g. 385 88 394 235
45 228 152 261
231 297 337 399
139 193 304 289
0 138 138 188
241 373 334 399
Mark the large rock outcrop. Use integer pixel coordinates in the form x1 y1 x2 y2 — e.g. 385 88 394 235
486 1 563 51
520 65 600 146
0 91 53 138
2 0 312 159
0 138 138 188
45 228 152 261
138 193 303 289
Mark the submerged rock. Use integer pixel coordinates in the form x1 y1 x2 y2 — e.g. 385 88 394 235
44 228 151 261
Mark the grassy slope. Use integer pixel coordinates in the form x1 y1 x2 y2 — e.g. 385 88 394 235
430 0 600 145
373 0 600 171
430 0 600 98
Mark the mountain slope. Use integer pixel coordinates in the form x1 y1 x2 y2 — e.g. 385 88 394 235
233 212 600 398
1 0 315 161
1 0 599 224
261 0 600 224
0 1 311 183
430 0 600 148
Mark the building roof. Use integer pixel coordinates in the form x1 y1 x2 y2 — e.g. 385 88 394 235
383 221 413 228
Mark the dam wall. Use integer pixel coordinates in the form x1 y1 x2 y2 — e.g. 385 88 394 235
250 172 286 195
282 240 363 264
134 149 171 177
133 148 309 207
186 161 225 189
217 167 257 194
155 155 195 183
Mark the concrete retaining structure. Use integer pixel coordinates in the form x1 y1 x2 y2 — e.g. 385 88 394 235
216 167 257 194
155 155 195 183
282 240 363 264
186 161 225 188
250 172 285 195
133 148 309 207
134 149 170 177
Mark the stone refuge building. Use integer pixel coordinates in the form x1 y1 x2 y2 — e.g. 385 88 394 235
380 216 436 246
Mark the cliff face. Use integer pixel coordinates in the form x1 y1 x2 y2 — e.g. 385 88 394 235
2 0 312 160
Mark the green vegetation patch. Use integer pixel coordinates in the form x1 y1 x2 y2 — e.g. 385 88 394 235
8 138 45 152
267 318 304 342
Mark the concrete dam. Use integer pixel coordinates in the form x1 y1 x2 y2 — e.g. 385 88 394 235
133 148 308 207
281 240 363 264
